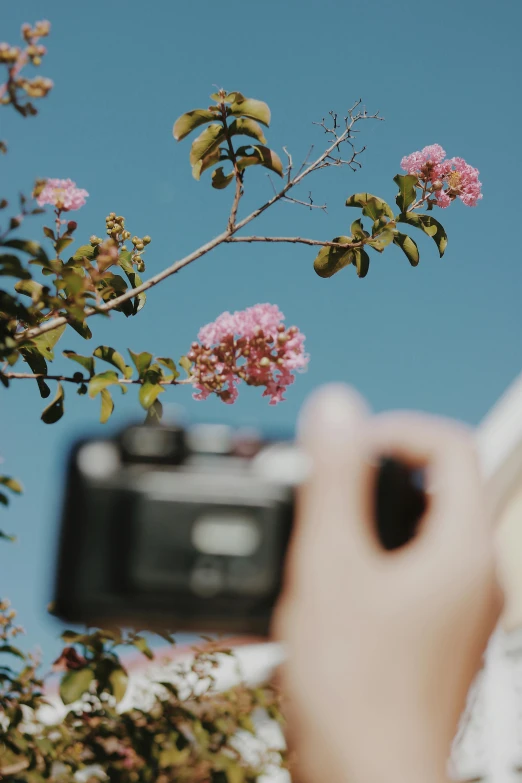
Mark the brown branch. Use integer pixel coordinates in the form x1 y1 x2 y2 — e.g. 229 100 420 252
14 101 381 345
225 236 362 248
4 372 194 386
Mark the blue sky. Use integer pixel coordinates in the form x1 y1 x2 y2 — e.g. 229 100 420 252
1 0 521 664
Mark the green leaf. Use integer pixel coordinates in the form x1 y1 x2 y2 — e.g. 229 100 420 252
0 254 31 279
14 278 44 298
0 531 16 542
397 213 448 257
30 324 67 360
60 667 94 705
133 636 154 660
354 247 370 278
350 219 366 240
192 145 221 181
0 644 26 660
237 145 283 176
346 193 394 220
117 249 134 273
313 237 354 278
0 476 23 494
393 232 420 266
55 236 74 255
393 174 418 213
88 371 120 397
19 347 50 398
93 345 131 376
3 238 48 263
63 350 95 376
0 492 8 506
145 398 163 423
108 665 128 703
229 118 266 144
157 357 180 381
189 124 227 167
212 167 235 190
41 382 64 424
229 97 271 127
117 252 146 314
173 109 217 142
43 226 55 240
139 377 164 410
100 388 114 423
178 355 193 376
367 227 395 252
72 244 95 262
68 318 92 340
128 350 152 377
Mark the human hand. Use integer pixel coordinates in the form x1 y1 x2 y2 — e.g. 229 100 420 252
272 385 502 783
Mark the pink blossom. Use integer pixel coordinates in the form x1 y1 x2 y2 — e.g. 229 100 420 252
435 191 451 208
400 145 482 208
36 178 88 211
401 144 446 175
191 303 309 405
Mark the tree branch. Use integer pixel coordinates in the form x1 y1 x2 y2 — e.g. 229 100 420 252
14 101 381 345
4 372 194 386
225 236 362 248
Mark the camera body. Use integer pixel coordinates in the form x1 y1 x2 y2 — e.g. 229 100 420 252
53 422 300 636
53 420 425 636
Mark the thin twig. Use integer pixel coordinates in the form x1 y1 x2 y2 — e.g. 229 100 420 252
225 236 362 248
282 193 327 211
15 103 381 345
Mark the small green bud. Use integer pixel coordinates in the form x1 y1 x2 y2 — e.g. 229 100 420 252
123 231 131 240
112 223 122 233
90 235 102 246
135 241 144 251
142 235 151 245
106 221 114 229
137 260 145 272
131 236 139 245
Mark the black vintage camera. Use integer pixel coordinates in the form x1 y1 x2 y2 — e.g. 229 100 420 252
52 421 426 636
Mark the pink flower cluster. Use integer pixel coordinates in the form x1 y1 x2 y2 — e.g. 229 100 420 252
400 144 482 208
190 303 309 405
36 178 89 211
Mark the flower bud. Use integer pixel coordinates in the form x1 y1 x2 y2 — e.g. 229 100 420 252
259 357 270 367
137 260 145 272
123 231 131 240
112 223 122 233
90 235 102 245
106 221 114 229
142 235 151 245
432 180 443 191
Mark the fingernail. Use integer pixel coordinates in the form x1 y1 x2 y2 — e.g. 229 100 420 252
297 383 369 444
